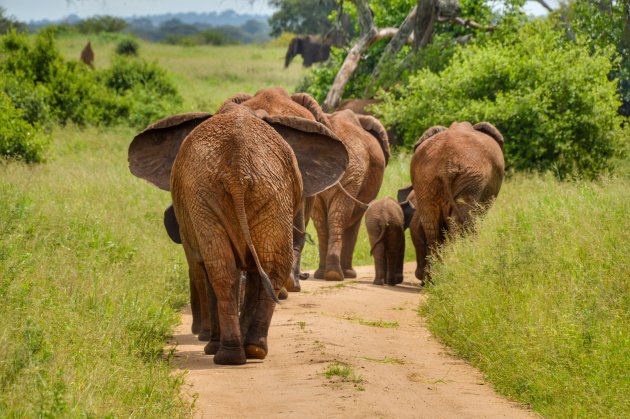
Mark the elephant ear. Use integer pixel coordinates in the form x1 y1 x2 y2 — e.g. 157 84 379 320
356 115 391 165
291 93 330 126
128 112 212 190
397 185 413 203
473 122 504 151
261 115 348 197
398 189 416 230
163 205 181 244
285 37 303 68
413 125 447 151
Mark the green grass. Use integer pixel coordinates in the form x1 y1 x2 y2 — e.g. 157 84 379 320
0 126 190 416
422 173 630 417
322 362 364 390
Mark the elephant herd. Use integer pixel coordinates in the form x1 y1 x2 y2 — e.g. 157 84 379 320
128 87 505 365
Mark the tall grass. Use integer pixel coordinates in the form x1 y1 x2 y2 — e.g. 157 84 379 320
423 174 630 417
0 126 190 416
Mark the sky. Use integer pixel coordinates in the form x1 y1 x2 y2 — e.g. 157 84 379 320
0 0 276 22
0 0 549 23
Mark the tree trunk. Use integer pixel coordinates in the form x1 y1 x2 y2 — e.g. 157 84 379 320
323 0 376 111
414 0 439 50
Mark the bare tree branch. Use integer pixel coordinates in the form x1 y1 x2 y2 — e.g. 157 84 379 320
531 0 554 12
437 16 495 31
323 0 377 111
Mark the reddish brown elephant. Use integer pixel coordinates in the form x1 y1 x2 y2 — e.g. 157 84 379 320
163 88 334 342
336 98 400 147
409 122 504 284
128 93 348 365
364 190 415 286
310 109 390 281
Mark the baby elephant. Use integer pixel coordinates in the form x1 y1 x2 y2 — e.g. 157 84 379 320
365 193 415 286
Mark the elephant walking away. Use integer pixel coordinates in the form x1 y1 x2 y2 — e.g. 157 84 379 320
128 95 348 364
311 109 390 281
365 191 416 286
409 122 504 285
163 88 337 341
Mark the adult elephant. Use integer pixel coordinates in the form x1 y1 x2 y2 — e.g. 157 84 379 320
336 98 400 147
284 35 331 68
164 88 334 342
128 94 348 365
310 109 390 281
408 122 505 285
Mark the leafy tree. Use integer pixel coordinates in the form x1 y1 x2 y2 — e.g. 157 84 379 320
377 19 628 178
0 7 27 34
268 0 339 36
75 15 127 33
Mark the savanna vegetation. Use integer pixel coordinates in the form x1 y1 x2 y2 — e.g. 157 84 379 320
1 0 629 417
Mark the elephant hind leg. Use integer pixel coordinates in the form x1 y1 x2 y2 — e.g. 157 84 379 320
341 217 363 278
411 209 443 285
371 239 386 285
201 234 246 365
386 228 405 286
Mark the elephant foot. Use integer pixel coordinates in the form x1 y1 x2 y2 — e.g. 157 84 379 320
324 270 344 282
203 339 220 355
191 321 201 335
299 272 310 280
313 267 325 279
197 329 212 342
245 344 267 360
278 287 289 300
213 344 246 365
343 268 357 278
395 274 404 285
373 277 384 286
285 278 301 293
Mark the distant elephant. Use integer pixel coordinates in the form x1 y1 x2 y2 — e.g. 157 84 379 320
364 191 415 286
162 88 335 342
80 41 94 68
336 98 400 147
285 35 331 68
310 109 390 281
409 122 504 284
128 90 348 365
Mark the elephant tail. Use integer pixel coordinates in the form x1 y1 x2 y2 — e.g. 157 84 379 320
369 224 388 256
231 188 280 304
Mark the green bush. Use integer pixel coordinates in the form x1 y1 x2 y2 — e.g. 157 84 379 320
0 91 47 162
115 38 139 56
377 19 628 179
0 31 181 129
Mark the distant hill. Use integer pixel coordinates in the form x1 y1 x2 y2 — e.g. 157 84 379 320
27 10 272 44
27 10 269 31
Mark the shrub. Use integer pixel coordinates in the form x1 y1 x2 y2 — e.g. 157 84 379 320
0 31 181 128
0 91 47 162
377 19 629 178
75 15 127 34
115 38 139 56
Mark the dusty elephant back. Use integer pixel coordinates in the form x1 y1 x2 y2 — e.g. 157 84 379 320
366 197 404 228
170 109 301 263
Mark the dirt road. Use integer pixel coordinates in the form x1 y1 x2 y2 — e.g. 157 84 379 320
170 264 534 418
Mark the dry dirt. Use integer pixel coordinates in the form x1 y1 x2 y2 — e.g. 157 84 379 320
169 263 535 418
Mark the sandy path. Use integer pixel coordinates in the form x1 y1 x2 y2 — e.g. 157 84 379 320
170 263 534 418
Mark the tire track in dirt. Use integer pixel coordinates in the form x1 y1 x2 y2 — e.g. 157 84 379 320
170 263 535 418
